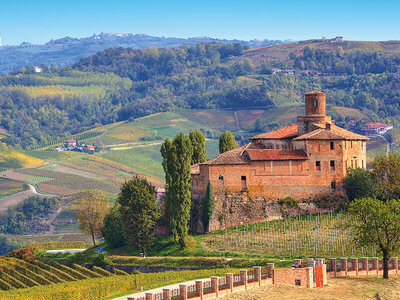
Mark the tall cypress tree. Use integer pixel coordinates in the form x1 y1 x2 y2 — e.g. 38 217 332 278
219 130 238 154
161 132 193 247
203 181 215 232
189 129 207 165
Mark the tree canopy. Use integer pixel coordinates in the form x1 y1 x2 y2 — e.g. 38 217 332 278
75 190 109 247
189 129 207 165
117 176 160 255
219 130 237 154
161 133 193 247
347 197 400 279
371 153 400 200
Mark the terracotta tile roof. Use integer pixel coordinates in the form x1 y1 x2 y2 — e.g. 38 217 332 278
363 122 387 129
250 124 298 140
191 163 200 174
201 144 251 165
245 149 308 161
294 124 369 141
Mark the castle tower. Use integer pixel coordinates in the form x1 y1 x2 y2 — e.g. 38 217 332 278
298 91 331 135
305 91 326 117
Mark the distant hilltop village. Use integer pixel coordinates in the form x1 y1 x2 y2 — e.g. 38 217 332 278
190 91 369 232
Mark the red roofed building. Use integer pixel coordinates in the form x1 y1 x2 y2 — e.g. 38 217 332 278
362 122 393 135
191 91 369 232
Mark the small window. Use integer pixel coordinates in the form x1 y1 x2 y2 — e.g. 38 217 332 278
313 100 318 107
315 161 321 171
330 160 335 171
219 175 224 181
351 141 353 148
241 176 247 189
339 144 342 149
331 181 336 189
362 160 364 169
295 279 301 286
330 141 334 150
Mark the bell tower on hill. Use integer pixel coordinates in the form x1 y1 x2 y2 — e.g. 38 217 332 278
297 91 332 135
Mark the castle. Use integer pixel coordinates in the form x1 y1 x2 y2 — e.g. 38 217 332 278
190 91 368 232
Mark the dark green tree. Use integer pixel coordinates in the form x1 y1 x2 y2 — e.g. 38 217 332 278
203 181 215 232
117 176 160 256
343 168 381 202
189 129 207 165
371 153 400 200
219 130 237 154
161 133 193 247
347 197 400 279
102 204 126 248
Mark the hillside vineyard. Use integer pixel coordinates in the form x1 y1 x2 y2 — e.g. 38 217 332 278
191 91 368 232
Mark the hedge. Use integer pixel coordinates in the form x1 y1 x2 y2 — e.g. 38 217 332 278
29 241 88 250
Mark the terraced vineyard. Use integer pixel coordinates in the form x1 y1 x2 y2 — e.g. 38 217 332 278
0 257 119 291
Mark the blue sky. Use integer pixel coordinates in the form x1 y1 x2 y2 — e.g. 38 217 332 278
0 0 399 45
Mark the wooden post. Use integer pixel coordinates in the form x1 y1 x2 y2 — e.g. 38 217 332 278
240 270 248 289
195 281 203 299
179 284 187 300
226 273 233 292
163 289 171 300
351 258 358 275
211 276 219 297
254 266 261 286
362 257 369 275
340 258 348 276
330 258 337 277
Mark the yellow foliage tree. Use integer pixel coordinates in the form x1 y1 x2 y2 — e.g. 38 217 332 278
75 190 109 247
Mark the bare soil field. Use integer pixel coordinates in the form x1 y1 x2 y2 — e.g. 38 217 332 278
220 276 400 300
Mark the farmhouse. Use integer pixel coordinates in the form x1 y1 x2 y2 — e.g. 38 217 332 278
190 91 368 232
362 122 393 135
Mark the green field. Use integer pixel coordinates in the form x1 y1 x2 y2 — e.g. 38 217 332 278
0 178 27 198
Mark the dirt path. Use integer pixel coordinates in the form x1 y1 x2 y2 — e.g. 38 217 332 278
220 276 400 300
110 142 162 150
0 184 52 210
45 197 76 235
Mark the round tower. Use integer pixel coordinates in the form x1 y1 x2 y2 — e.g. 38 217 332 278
305 91 326 116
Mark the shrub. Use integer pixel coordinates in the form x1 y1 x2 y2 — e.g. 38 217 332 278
92 252 112 266
6 247 36 262
278 197 298 208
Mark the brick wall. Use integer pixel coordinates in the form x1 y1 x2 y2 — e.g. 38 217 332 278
273 267 313 288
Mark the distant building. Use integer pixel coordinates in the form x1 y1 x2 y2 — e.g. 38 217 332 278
362 122 393 135
272 68 282 74
33 66 42 73
331 36 343 43
64 139 76 147
156 187 166 201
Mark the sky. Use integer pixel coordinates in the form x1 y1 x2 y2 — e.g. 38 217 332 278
0 0 399 45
